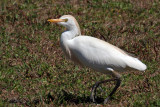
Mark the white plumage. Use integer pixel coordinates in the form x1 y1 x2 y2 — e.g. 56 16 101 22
48 15 147 104
68 36 146 73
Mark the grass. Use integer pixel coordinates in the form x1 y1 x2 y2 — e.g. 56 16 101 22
0 0 160 106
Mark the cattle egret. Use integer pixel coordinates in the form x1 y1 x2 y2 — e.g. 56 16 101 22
48 15 147 104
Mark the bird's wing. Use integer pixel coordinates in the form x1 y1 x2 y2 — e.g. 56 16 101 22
68 36 129 70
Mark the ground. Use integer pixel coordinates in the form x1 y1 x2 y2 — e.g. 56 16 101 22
0 0 160 106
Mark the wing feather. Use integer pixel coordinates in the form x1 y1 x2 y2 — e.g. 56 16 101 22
68 36 129 71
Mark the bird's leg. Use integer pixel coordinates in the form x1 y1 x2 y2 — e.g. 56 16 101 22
90 81 101 103
90 78 121 104
98 85 105 93
103 78 121 104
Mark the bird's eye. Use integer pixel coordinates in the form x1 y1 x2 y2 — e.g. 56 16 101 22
64 19 68 22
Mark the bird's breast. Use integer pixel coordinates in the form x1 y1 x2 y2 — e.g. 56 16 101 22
60 41 82 65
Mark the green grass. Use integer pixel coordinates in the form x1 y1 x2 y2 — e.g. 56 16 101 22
0 0 160 106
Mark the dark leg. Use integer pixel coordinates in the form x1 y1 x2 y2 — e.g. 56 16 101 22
90 78 121 104
104 78 121 104
90 81 101 103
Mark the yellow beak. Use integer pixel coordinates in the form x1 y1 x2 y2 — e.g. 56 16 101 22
47 19 67 23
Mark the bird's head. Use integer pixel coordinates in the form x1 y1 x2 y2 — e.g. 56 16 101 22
48 15 81 35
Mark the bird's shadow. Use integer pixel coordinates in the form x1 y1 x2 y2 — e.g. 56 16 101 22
46 90 104 104
8 90 105 106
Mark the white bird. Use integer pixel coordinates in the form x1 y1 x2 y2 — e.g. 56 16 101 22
47 15 147 104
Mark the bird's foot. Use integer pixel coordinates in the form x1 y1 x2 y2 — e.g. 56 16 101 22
90 78 121 104
90 84 106 104
98 86 105 93
90 89 96 103
104 96 110 104
90 81 101 103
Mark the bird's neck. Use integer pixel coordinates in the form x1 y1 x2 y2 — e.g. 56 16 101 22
60 29 80 59
61 28 81 41
60 25 81 56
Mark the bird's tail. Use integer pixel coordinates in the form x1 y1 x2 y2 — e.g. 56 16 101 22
125 56 147 71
